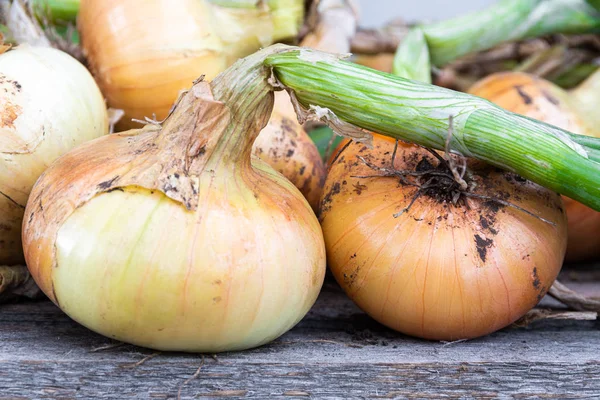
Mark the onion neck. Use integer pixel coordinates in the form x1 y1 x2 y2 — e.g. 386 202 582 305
155 45 291 174
267 0 305 42
208 0 304 44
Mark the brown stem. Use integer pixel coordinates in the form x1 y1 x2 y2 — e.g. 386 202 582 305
0 265 42 302
549 280 600 312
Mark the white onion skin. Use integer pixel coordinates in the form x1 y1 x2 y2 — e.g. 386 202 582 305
0 46 107 264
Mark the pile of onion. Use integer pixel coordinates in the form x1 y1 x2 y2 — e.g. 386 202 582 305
469 70 600 262
78 0 332 211
22 46 325 352
0 44 107 267
321 135 567 340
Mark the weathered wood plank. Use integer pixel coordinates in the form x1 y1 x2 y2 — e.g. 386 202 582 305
0 271 598 399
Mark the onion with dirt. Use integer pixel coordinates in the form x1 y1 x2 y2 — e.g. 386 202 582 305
320 135 567 340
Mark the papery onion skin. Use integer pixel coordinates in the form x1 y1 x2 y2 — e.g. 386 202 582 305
321 135 567 341
469 71 600 262
23 49 325 352
78 0 303 131
0 45 107 265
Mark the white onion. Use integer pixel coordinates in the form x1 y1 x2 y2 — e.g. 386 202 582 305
0 45 108 264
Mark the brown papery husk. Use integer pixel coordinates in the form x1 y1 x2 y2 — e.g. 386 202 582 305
469 71 600 262
321 134 567 341
253 0 358 212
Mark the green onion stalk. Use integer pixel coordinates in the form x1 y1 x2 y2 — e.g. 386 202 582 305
393 0 600 83
263 47 600 211
31 0 79 23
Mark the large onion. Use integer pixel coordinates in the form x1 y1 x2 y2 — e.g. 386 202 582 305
469 70 600 262
321 135 567 340
22 47 325 352
0 45 107 265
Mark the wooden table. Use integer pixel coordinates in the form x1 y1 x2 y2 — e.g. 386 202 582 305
1 269 599 399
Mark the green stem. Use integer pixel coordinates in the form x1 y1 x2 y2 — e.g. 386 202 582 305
264 48 600 211
392 27 431 83
393 0 600 79
587 0 600 11
31 0 79 24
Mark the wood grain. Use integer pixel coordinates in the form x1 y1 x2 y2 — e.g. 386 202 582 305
0 270 599 399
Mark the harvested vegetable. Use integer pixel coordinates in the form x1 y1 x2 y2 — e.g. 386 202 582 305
0 44 107 266
320 135 566 340
78 0 304 131
470 69 600 261
22 46 325 352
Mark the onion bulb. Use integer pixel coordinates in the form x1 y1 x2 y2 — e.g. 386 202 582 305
78 0 304 131
22 47 325 352
0 45 107 265
321 135 567 340
469 70 600 262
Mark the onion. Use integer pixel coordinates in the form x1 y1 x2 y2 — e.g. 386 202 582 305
0 45 107 266
320 135 567 340
78 0 304 131
469 70 600 262
22 47 325 352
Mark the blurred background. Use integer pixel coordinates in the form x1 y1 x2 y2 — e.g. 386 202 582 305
357 0 497 26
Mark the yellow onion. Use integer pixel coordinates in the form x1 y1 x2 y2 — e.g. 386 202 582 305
469 70 600 262
321 135 567 340
0 45 107 265
78 0 304 131
252 0 358 211
22 47 325 352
